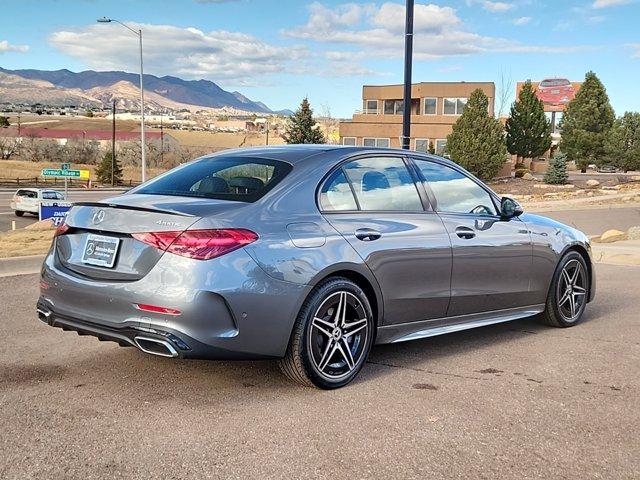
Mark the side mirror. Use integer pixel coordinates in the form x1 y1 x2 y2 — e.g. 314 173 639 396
500 196 523 219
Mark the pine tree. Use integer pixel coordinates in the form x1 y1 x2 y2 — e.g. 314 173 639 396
559 71 615 172
505 80 552 161
544 152 569 185
446 89 507 180
95 151 123 185
282 97 326 144
605 112 640 172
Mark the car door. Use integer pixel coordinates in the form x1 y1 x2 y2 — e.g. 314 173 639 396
412 158 533 317
319 155 452 325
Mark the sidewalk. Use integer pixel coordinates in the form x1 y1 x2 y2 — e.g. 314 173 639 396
591 240 640 266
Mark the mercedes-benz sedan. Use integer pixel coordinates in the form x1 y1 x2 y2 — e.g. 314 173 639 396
38 146 595 389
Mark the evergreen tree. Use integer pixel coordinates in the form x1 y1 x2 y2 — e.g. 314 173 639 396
605 112 640 172
0 116 10 128
544 152 569 185
505 80 552 161
95 151 123 185
282 97 326 144
446 89 507 180
559 71 615 172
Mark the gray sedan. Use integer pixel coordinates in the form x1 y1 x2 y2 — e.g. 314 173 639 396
37 146 594 389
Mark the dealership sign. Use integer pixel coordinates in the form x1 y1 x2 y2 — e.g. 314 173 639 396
517 78 582 113
39 201 73 225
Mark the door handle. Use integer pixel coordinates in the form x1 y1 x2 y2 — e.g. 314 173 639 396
455 226 476 239
355 228 382 242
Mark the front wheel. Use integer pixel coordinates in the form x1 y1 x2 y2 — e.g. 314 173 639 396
540 251 590 327
279 277 374 389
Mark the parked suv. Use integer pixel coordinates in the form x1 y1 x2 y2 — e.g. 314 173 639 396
11 188 66 217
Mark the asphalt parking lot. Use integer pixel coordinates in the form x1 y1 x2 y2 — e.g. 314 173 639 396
1 265 638 479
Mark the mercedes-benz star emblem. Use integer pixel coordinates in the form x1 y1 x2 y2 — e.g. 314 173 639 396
92 209 106 225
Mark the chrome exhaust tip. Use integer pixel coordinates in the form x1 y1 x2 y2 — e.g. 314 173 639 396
36 307 51 324
133 336 179 358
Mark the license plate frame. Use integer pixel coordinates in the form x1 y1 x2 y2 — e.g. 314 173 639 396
82 233 121 268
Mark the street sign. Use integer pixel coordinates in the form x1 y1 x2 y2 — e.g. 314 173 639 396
41 168 90 179
61 163 71 171
39 201 73 226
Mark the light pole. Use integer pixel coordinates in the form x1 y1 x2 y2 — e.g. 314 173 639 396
97 17 146 182
401 0 414 150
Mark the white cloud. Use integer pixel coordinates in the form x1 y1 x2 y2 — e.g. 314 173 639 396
627 43 640 58
513 16 532 25
466 0 514 12
0 40 29 54
286 2 591 60
592 0 632 8
480 1 514 12
49 23 305 85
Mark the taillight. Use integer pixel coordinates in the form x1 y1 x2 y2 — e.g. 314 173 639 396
54 223 70 237
132 229 258 260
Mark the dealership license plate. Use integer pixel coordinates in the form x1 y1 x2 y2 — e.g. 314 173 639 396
82 234 121 268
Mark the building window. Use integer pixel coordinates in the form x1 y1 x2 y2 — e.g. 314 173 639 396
435 139 447 156
342 137 357 146
383 100 404 115
363 138 390 148
364 100 378 114
423 98 437 115
443 98 467 115
415 139 429 153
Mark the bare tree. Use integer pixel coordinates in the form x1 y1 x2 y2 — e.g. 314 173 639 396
0 136 20 160
496 70 515 119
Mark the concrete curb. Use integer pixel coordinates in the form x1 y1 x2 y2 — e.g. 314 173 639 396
0 255 45 278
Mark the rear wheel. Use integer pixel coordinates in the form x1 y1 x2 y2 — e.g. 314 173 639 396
279 277 374 389
14 210 24 217
540 251 589 327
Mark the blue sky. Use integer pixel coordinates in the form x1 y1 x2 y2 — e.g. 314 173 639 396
1 0 639 116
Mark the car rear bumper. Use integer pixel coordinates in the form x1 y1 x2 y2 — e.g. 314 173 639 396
39 246 310 359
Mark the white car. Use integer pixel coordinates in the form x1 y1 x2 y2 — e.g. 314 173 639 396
10 188 66 217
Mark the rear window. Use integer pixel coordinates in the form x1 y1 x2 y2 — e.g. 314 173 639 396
135 156 292 202
16 190 37 198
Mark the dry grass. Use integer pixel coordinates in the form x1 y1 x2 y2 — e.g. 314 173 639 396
165 129 284 148
0 229 55 258
0 160 167 183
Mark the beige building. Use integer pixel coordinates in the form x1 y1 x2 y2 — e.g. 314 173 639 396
339 81 495 154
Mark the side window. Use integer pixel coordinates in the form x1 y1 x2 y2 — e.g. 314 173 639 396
42 192 56 200
319 170 357 211
342 157 423 211
415 160 497 215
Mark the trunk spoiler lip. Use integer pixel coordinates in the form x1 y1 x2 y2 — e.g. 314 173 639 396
72 201 197 217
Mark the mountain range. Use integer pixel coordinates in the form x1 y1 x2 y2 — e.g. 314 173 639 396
0 67 292 115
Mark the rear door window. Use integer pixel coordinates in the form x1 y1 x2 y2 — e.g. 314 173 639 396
135 156 292 202
342 157 423 211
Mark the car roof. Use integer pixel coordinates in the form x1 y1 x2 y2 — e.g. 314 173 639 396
202 145 458 167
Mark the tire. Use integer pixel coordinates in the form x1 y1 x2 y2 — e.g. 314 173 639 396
278 277 375 389
14 210 24 217
540 251 590 328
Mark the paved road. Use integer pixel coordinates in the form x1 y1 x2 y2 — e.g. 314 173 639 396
0 265 638 479
0 189 124 231
542 206 640 235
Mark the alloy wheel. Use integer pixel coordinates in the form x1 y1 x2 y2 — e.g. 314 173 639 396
308 291 370 380
556 259 587 322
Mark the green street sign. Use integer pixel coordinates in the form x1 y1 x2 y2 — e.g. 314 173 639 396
61 163 71 171
41 168 89 179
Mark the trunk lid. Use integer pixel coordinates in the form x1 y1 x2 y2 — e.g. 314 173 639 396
56 194 247 281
